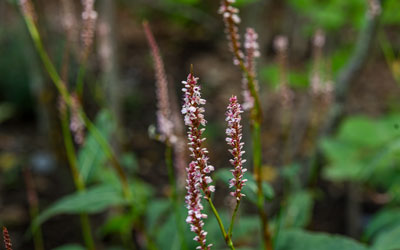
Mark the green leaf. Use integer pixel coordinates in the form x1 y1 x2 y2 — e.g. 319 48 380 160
77 110 114 183
34 185 126 228
100 213 134 236
276 229 368 250
52 244 85 250
338 117 386 147
373 224 400 250
146 199 171 232
280 191 314 228
382 0 400 25
364 208 400 240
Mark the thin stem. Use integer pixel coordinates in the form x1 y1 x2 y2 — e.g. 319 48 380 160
228 200 240 238
76 63 87 96
61 111 95 250
225 14 271 248
22 14 131 200
23 169 44 250
80 214 95 250
206 198 235 250
165 143 188 250
30 205 44 250
252 122 273 250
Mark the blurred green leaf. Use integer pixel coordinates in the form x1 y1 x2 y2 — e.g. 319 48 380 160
146 199 171 232
322 114 400 188
280 191 314 229
100 213 133 236
260 64 279 88
287 0 366 31
276 229 368 250
77 110 114 183
364 208 400 241
382 0 400 25
34 185 126 228
372 224 400 250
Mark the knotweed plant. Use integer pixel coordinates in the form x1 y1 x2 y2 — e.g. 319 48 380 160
218 0 272 249
181 70 249 250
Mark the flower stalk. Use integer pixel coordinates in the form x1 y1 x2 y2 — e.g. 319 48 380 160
182 70 235 250
219 1 272 249
225 96 247 238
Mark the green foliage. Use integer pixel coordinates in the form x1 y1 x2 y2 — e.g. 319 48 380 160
364 208 400 241
287 0 366 31
146 198 171 233
33 185 127 228
278 191 314 229
77 110 114 183
372 224 400 250
275 229 368 250
322 114 400 199
382 0 400 25
260 65 309 89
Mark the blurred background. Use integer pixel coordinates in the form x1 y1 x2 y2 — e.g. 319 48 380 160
1 0 400 249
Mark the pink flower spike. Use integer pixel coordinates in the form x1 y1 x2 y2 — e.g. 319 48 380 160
185 162 212 250
226 96 247 201
182 72 215 197
182 71 214 249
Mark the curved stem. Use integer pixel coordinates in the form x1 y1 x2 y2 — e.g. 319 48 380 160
206 198 235 250
76 63 87 96
61 109 95 250
228 200 240 238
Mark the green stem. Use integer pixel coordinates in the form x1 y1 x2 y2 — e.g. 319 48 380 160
165 143 188 250
206 198 235 250
228 200 240 238
61 111 95 250
22 14 131 200
252 122 273 250
80 213 95 250
76 64 87 96
30 205 44 250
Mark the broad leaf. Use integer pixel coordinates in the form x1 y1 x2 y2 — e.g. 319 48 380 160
34 185 126 228
365 208 400 240
280 191 314 229
372 224 400 250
